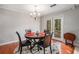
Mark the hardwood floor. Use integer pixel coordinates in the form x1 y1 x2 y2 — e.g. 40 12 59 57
52 39 74 54
0 40 74 54
61 43 74 54
0 43 18 54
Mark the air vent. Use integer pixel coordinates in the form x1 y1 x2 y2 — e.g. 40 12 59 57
50 4 56 7
74 4 79 8
72 4 79 9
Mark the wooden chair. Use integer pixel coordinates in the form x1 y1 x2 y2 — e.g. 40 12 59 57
16 31 31 54
64 33 76 47
38 32 53 54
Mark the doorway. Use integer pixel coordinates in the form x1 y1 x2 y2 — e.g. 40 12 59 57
47 18 63 39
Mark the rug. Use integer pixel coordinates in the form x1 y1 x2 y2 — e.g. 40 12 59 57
14 42 61 54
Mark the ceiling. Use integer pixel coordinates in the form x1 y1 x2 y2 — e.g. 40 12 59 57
0 4 76 16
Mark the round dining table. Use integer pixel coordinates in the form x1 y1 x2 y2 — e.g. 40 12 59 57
25 35 45 39
25 32 45 38
25 32 45 53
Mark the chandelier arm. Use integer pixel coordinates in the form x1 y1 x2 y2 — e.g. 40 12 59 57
30 5 40 20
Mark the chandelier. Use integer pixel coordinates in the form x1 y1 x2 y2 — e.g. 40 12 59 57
30 5 40 20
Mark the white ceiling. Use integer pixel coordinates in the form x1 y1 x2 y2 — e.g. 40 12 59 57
0 4 75 16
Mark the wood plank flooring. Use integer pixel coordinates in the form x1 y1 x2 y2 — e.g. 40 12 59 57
0 40 74 54
0 43 18 54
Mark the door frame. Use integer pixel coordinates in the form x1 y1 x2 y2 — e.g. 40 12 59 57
51 17 64 41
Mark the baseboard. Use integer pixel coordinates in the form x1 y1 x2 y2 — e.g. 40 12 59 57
0 38 27 46
52 37 65 42
0 40 18 46
74 43 79 47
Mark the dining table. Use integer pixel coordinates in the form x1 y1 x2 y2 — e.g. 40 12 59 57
25 32 45 53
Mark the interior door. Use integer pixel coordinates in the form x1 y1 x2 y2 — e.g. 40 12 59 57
54 19 61 38
47 20 51 32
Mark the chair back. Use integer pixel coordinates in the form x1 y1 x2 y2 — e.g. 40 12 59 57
50 32 53 38
44 32 53 47
64 33 76 41
44 29 50 34
64 33 76 47
16 31 22 46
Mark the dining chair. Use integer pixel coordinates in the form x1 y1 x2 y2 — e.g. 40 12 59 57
38 32 53 54
64 33 76 47
44 29 50 34
16 31 31 54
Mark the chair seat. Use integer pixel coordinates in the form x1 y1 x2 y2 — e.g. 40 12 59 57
38 41 50 48
38 41 44 45
66 43 74 47
22 40 31 46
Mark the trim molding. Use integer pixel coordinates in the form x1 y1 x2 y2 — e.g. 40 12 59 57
74 43 79 47
0 40 18 46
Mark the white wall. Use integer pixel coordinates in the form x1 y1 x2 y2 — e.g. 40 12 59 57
63 8 79 45
0 8 40 44
40 8 79 45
